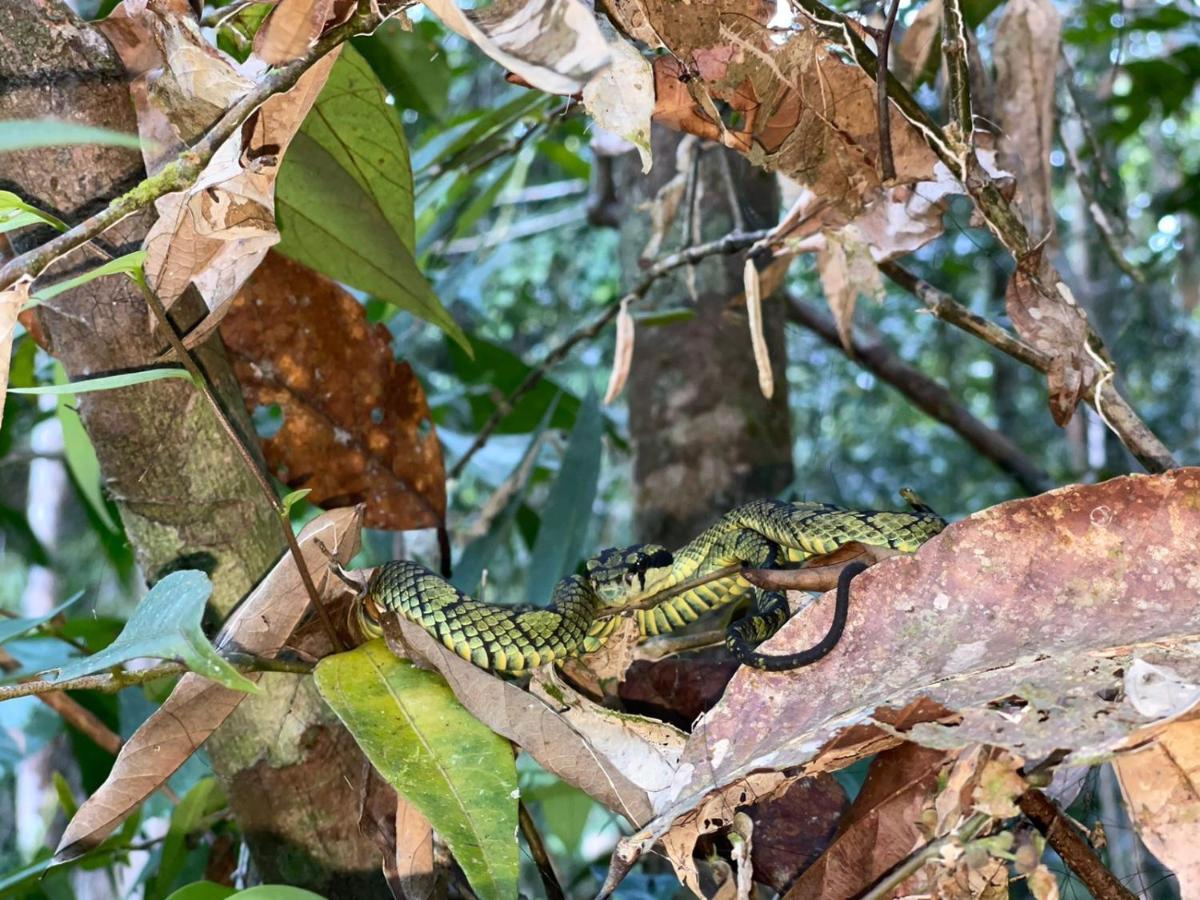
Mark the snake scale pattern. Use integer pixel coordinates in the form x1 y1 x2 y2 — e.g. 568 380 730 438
363 498 946 673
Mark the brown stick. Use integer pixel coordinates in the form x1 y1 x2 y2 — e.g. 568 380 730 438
941 0 973 140
519 800 565 900
787 293 1054 494
875 0 902 182
0 647 122 755
1018 788 1136 900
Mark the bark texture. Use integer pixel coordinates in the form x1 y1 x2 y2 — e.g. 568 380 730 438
616 127 793 544
0 4 385 893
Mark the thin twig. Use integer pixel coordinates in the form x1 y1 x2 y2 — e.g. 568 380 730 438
860 811 992 899
941 0 973 141
1018 788 1136 900
876 0 903 181
0 655 313 703
787 292 1054 494
134 276 344 651
448 228 771 479
0 0 391 291
0 647 123 754
518 801 565 900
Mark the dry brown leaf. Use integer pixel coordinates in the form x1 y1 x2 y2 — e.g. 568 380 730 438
785 743 952 900
624 469 1200 865
583 26 654 172
220 252 446 531
0 278 29 434
1114 717 1200 895
618 651 739 730
603 298 636 405
1028 864 1061 900
388 614 656 825
747 774 847 894
972 754 1026 818
1004 246 1098 425
54 507 362 862
743 258 773 399
815 223 885 350
994 0 1062 240
143 50 338 338
424 0 610 96
893 0 943 88
254 0 354 65
393 796 437 900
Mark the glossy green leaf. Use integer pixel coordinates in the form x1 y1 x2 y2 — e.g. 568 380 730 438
46 571 257 693
52 771 79 819
526 391 603 604
0 190 67 233
231 888 327 900
163 884 237 900
9 367 193 395
314 640 518 900
276 46 467 351
0 119 144 152
29 250 147 305
352 19 452 120
281 488 312 513
148 778 224 900
0 592 82 645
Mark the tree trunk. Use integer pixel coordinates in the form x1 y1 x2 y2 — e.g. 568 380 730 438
615 127 793 544
0 4 386 893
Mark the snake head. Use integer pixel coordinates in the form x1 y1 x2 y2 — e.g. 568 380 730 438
586 544 674 606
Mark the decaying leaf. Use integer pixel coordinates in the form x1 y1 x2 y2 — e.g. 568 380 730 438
220 252 446 531
53 507 362 862
603 298 636 405
1004 246 1098 425
743 258 773 398
583 27 654 172
1114 717 1200 896
622 469 1200 875
0 277 29 433
893 0 943 89
816 223 885 350
747 774 847 894
142 50 339 340
254 0 354 65
423 0 610 96
994 0 1062 240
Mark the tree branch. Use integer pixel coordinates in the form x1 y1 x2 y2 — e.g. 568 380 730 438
786 293 1054 494
875 0 902 182
879 262 1177 473
1018 788 1136 900
941 0 973 140
448 227 772 479
0 0 392 291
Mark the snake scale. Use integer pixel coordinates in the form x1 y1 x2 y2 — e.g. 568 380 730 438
362 498 946 673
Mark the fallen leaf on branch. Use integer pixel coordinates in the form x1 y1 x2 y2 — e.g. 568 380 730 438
221 252 446 531
54 507 361 862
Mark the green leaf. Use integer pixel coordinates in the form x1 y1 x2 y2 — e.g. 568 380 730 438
276 46 468 351
53 771 79 819
29 250 147 305
231 888 328 900
0 190 67 233
163 884 237 900
0 592 83 645
0 119 144 152
9 367 193 395
281 488 312 513
314 641 518 900
352 19 452 120
148 778 225 900
526 391 603 605
0 503 51 566
54 365 120 533
46 570 258 693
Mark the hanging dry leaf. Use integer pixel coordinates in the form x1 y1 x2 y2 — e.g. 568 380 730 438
1114 717 1200 896
142 50 339 340
54 507 362 862
893 0 943 89
583 27 654 172
0 277 29 434
603 297 636 405
994 0 1062 240
254 0 354 65
743 257 774 398
220 252 446 531
816 223 885 351
423 0 610 96
1004 246 1097 425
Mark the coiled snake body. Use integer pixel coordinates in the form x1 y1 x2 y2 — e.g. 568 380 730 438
363 499 946 673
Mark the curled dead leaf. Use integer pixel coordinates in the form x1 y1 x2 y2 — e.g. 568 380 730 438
743 257 774 399
603 298 636 405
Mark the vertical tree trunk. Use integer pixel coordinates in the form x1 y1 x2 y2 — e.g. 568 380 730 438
615 128 793 544
0 4 386 893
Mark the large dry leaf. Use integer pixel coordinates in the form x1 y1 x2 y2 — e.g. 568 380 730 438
142 50 339 337
1114 717 1200 896
424 0 611 96
624 470 1200 862
1004 246 1097 425
747 774 847 894
220 252 446 531
994 0 1061 240
582 26 654 172
254 0 354 65
54 507 362 861
893 0 943 89
815 222 885 351
0 278 28 434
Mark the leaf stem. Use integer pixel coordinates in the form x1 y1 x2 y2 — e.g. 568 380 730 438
876 0 902 181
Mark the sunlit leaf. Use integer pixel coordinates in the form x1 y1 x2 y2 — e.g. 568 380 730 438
163 883 237 900
45 571 257 693
0 190 67 233
314 641 519 900
9 368 193 395
280 488 312 513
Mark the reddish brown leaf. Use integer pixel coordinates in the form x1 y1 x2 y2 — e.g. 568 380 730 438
748 774 848 894
221 252 446 531
254 0 356 65
619 652 739 730
1004 246 1097 425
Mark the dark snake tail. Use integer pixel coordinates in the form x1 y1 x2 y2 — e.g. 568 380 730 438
725 561 869 671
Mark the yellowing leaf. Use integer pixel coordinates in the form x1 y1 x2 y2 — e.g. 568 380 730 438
314 641 519 900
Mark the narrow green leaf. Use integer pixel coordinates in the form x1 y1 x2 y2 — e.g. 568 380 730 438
0 592 83 645
0 119 144 152
527 391 603 604
163 884 237 900
0 191 68 233
276 46 468 352
54 364 119 533
45 571 258 693
9 368 193 395
29 250 147 305
52 771 79 819
148 778 224 900
314 641 518 900
281 488 312 513
231 888 328 900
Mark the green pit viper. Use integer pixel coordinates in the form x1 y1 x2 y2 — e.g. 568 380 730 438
360 498 946 674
